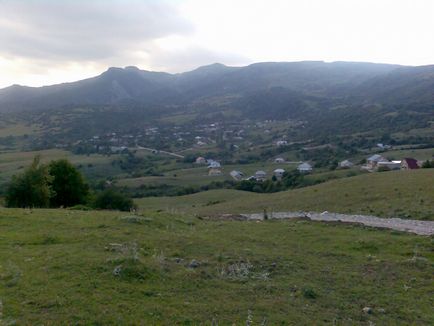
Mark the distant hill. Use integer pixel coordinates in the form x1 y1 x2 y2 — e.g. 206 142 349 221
0 61 433 138
0 60 421 111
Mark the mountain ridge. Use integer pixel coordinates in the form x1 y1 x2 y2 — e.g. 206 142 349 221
0 61 432 120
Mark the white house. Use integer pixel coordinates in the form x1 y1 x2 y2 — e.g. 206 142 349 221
195 157 207 164
377 161 401 170
276 140 288 146
339 159 354 169
274 157 285 163
208 168 222 176
255 170 267 181
297 162 312 173
377 143 391 150
366 154 387 169
207 160 221 169
230 170 244 181
273 168 285 179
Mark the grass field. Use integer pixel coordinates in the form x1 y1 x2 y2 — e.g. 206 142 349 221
0 208 432 324
0 122 41 137
136 169 434 220
381 148 434 161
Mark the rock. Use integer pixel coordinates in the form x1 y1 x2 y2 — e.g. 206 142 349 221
362 307 373 314
106 243 123 251
188 259 200 268
113 265 122 276
377 308 386 313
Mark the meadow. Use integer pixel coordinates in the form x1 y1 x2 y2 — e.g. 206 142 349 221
0 208 432 324
136 169 434 220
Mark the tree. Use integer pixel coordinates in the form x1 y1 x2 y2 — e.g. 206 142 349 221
5 156 52 208
421 160 434 168
48 159 89 207
93 189 135 211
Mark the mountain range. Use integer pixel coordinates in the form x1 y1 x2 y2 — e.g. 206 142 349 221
0 61 433 141
1 61 433 112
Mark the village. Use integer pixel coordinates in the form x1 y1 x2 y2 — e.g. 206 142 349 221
194 152 423 183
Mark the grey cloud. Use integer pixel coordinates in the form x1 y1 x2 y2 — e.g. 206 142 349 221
0 0 193 61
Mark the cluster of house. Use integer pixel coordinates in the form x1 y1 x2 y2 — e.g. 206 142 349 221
195 152 421 183
230 162 313 182
195 157 223 176
196 155 314 181
230 169 283 182
362 155 420 171
337 155 420 172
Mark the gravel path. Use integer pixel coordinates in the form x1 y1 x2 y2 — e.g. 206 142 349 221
241 211 434 236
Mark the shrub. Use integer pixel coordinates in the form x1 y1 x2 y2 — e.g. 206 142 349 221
93 189 135 211
5 156 52 208
302 286 318 299
421 160 434 168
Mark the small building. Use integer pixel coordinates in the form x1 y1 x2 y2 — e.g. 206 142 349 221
110 146 128 153
207 160 221 169
377 143 391 150
401 158 419 170
274 157 285 163
255 170 267 181
195 157 207 164
276 140 288 147
377 161 401 170
297 162 312 173
339 159 354 169
208 168 222 176
273 168 285 179
367 154 387 169
230 170 244 181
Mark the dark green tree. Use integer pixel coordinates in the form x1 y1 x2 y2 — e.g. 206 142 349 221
5 156 52 208
93 189 135 211
421 160 433 168
48 159 89 207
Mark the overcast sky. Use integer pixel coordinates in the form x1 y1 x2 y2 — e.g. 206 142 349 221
0 0 433 88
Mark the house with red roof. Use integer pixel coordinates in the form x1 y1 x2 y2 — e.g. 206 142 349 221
401 158 419 170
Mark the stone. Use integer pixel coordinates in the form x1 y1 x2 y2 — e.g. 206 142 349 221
113 265 122 276
362 307 373 314
188 259 200 268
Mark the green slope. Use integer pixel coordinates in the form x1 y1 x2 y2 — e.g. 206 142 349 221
136 169 434 220
0 208 432 324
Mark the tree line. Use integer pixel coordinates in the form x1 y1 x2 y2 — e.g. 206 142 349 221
5 156 134 211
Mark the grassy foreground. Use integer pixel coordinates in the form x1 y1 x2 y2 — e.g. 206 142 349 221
0 208 433 324
136 169 434 220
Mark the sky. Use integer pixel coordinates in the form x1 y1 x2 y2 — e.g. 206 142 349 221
0 0 433 88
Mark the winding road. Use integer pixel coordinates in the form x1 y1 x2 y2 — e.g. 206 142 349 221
241 211 434 236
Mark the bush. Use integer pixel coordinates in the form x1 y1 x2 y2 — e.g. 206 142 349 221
421 160 434 168
302 286 318 299
5 156 52 208
93 189 135 211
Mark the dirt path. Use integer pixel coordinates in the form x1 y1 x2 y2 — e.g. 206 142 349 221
241 211 434 236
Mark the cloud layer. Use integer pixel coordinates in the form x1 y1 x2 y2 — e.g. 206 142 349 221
0 0 433 87
0 0 192 61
